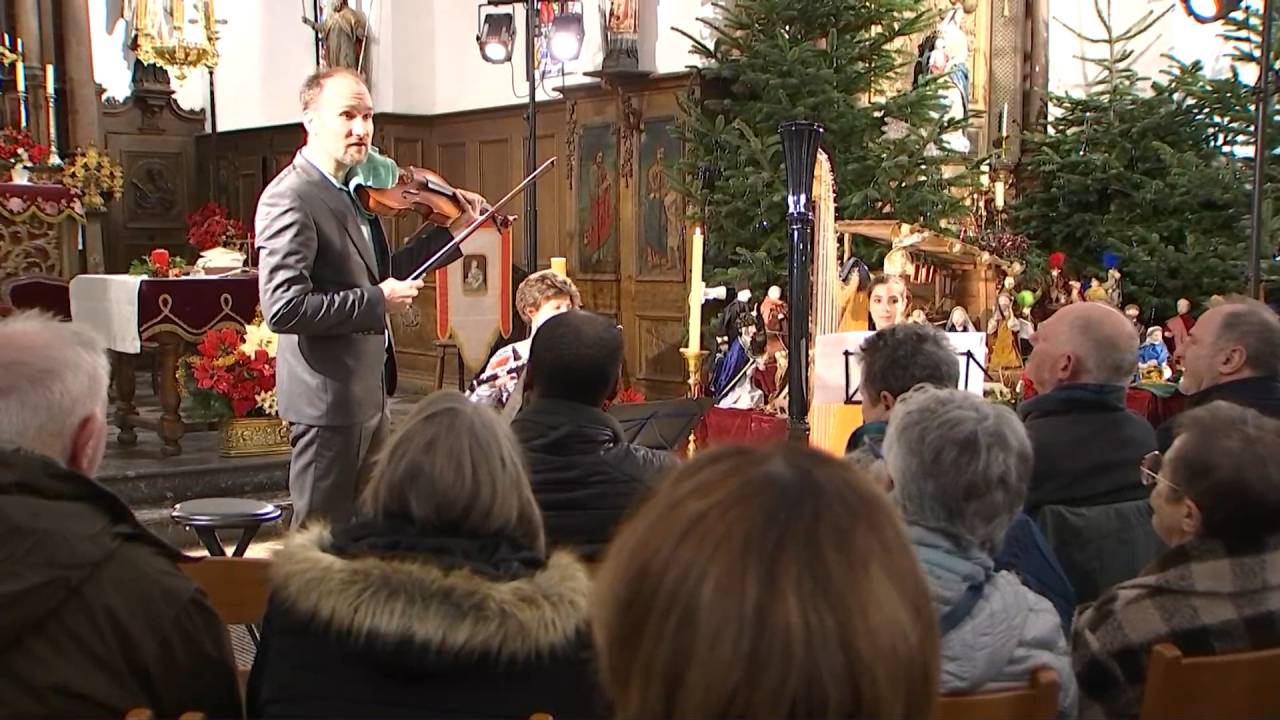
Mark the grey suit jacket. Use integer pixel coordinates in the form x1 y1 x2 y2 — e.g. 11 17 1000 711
256 152 457 426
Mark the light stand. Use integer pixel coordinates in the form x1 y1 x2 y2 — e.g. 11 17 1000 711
524 0 538 276
1249 0 1273 299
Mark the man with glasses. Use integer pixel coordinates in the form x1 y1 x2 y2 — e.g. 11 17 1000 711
1074 402 1280 720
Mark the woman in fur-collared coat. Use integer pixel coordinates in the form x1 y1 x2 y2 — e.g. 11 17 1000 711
246 391 605 720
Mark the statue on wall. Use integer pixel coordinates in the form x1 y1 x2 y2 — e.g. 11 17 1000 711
303 0 368 74
603 0 639 71
915 0 973 154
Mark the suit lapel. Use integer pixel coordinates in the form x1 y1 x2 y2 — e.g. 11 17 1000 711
293 153 379 281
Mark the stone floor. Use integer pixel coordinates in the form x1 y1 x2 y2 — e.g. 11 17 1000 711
104 374 425 552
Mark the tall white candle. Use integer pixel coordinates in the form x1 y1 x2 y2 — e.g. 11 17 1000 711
687 226 705 353
549 256 567 277
15 60 26 130
45 64 56 157
994 179 1006 210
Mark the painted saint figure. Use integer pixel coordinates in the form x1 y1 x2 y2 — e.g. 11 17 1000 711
584 151 614 265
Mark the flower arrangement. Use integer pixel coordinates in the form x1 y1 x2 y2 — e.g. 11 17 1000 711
128 248 188 278
187 201 250 252
61 145 124 211
179 323 278 420
0 127 51 168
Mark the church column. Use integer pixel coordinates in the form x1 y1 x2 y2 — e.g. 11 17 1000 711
12 0 49 146
59 0 105 272
1026 0 1049 132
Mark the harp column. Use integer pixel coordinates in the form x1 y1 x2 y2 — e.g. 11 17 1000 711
779 121 824 442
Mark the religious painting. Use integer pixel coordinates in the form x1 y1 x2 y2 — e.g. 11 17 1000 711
122 152 185 228
462 254 488 296
637 118 684 280
576 124 618 276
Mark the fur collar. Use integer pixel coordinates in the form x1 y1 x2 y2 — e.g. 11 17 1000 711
270 525 591 660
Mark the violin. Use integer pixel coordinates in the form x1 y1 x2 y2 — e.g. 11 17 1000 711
356 166 515 230
363 157 557 282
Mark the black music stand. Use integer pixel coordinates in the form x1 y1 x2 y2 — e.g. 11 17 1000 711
841 348 994 404
608 398 713 452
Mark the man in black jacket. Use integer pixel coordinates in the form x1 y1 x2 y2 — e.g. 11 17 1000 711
0 312 240 718
1020 301 1156 512
512 310 674 559
1156 296 1280 450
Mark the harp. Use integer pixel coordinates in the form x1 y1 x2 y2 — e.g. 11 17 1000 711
808 149 864 454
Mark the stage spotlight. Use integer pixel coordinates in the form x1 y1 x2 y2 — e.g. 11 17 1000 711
477 11 515 64
1182 0 1243 23
549 12 585 62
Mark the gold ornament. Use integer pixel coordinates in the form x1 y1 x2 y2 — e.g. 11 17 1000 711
61 145 124 211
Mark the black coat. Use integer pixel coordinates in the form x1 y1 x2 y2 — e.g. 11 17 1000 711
0 450 241 719
1018 384 1156 513
247 521 606 719
1156 375 1280 451
512 399 675 559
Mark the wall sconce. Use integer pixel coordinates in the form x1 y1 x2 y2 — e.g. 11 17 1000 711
477 9 516 64
549 11 585 62
1182 0 1243 22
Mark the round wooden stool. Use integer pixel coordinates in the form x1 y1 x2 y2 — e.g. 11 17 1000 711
171 498 283 557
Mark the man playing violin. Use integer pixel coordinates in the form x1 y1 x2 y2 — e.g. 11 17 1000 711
256 67 486 528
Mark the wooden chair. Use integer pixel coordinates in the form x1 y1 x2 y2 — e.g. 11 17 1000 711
181 556 272 690
180 557 272 628
123 710 206 720
1138 642 1280 720
934 667 1059 720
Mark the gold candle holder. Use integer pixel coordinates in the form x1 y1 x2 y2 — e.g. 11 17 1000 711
680 347 709 456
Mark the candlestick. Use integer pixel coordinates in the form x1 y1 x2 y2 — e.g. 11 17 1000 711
549 256 567 277
16 38 23 57
45 64 57 162
15 60 26 130
3 34 10 51
994 179 1006 210
687 225 705 353
678 347 710 455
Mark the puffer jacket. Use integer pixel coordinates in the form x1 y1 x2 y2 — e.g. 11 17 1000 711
512 398 675 559
910 525 1078 718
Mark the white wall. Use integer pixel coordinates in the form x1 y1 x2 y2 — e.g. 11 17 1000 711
91 0 719 128
1048 0 1245 98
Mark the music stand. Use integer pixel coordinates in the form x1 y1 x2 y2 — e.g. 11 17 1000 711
608 398 713 452
841 348 994 404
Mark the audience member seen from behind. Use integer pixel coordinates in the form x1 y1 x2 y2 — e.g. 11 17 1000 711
248 390 603 719
469 269 582 416
592 444 940 720
845 323 959 477
0 312 241 719
1073 402 1280 720
512 310 674 560
1020 301 1155 511
1156 295 1280 450
884 385 1078 717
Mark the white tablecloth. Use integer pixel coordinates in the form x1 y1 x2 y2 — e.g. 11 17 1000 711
70 274 145 353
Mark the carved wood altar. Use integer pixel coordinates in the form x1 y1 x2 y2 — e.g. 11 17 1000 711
100 64 206 272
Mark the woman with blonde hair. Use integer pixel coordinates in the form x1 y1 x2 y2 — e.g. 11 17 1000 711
248 390 603 718
592 444 940 720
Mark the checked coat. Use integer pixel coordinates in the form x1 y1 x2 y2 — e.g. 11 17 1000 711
1071 533 1280 719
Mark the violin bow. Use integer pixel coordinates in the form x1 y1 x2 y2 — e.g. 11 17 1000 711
407 156 557 281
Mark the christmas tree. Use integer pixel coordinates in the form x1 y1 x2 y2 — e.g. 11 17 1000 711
673 0 980 288
1013 2 1278 320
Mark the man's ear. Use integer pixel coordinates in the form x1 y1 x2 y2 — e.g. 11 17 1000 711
301 110 315 134
1182 496 1204 538
1220 345 1248 376
880 391 897 413
67 412 106 478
